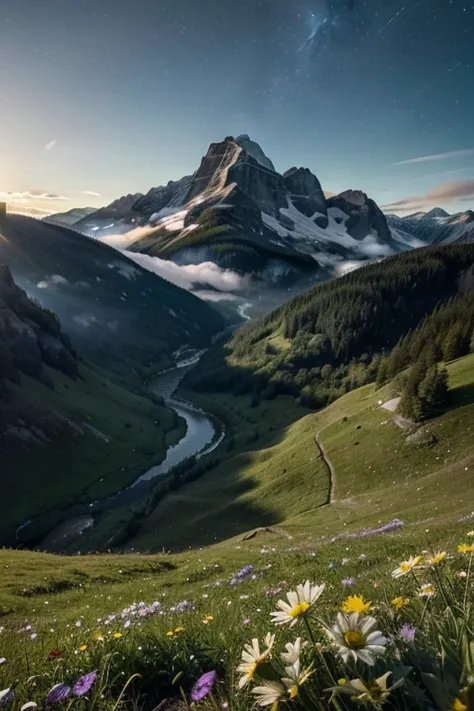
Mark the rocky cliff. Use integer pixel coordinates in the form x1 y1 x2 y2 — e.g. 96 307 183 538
0 265 78 392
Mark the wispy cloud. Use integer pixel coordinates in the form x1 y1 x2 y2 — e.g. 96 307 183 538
0 190 71 203
393 148 474 166
82 190 102 197
44 139 57 151
382 179 474 214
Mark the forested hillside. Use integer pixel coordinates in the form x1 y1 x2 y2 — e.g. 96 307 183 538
187 244 474 407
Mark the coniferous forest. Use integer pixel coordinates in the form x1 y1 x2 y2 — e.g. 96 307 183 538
188 244 474 412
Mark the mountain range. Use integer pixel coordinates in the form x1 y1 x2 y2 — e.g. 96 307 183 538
45 136 426 301
386 207 474 245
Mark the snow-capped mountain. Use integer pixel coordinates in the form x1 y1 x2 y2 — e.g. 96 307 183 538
387 208 474 245
61 135 423 294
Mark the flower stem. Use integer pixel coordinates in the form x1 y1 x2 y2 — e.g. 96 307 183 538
463 551 473 612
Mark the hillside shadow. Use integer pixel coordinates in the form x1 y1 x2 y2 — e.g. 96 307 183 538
130 401 323 553
448 383 474 409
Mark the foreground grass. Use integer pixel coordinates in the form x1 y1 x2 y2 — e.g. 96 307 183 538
1 528 473 710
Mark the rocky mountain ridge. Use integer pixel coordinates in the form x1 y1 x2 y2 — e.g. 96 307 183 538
62 135 415 290
387 208 474 246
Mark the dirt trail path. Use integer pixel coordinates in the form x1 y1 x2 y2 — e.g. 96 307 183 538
315 430 336 504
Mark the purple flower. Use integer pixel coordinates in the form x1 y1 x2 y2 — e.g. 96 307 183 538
341 577 355 586
73 671 97 697
230 565 254 586
45 684 71 705
399 624 416 643
190 671 217 702
0 689 15 707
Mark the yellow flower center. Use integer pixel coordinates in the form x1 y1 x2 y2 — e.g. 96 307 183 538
289 601 310 618
368 684 384 701
343 630 365 649
453 699 467 711
289 686 299 700
400 562 411 572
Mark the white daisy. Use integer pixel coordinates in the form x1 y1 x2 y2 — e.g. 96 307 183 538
326 612 387 666
251 680 286 708
418 583 436 598
270 581 325 627
237 633 275 689
280 637 307 665
281 660 313 699
328 671 402 705
391 555 424 578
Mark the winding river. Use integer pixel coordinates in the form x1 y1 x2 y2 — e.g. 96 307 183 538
36 351 224 551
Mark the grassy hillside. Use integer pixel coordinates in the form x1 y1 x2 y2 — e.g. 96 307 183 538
129 353 474 552
0 361 185 546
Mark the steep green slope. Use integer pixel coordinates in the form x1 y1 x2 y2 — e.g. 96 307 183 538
0 268 185 545
188 244 474 405
0 214 224 379
127 353 474 551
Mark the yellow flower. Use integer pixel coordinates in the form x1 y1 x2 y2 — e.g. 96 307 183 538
113 632 123 639
79 644 88 652
391 597 410 610
203 615 214 624
174 626 184 633
458 543 474 554
391 555 423 578
428 551 447 566
166 631 174 637
342 595 372 615
95 633 104 642
453 698 467 711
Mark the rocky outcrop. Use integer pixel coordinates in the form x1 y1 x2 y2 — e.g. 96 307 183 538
235 134 276 171
283 167 327 219
327 190 391 241
133 177 193 219
0 265 78 391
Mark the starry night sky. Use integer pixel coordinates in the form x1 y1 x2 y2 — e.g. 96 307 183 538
1 0 473 214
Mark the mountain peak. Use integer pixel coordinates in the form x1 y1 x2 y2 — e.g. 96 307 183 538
336 189 369 207
235 134 275 171
424 207 450 220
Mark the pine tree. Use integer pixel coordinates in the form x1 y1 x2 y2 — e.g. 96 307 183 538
443 324 464 361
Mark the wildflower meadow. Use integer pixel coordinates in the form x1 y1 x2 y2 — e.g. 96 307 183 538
1 532 474 711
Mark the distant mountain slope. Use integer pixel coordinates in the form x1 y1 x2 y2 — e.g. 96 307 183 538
0 266 187 545
44 206 96 228
0 214 224 379
187 243 474 407
72 135 414 292
387 208 474 245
